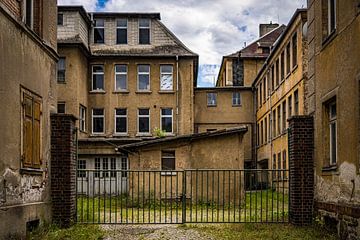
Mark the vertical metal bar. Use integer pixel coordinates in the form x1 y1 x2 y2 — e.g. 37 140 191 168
115 169 118 224
239 170 242 223
120 169 123 224
212 171 214 222
98 171 100 224
170 171 173 223
176 172 179 223
81 173 84 223
148 171 151 223
255 170 258 222
266 170 268 223
222 170 225 222
249 171 252 223
233 171 236 223
195 170 198 222
244 171 247 222
260 170 263 223
217 170 220 222
125 171 128 224
282 169 285 223
92 171 95 223
190 171 192 222
277 170 279 223
87 170 89 223
131 171 134 223
110 169 112 223
201 170 203 222
154 171 156 223
103 170 106 224
142 171 145 223
160 171 162 223
182 171 186 224
228 170 231 222
206 170 209 223
137 171 140 223
271 170 274 222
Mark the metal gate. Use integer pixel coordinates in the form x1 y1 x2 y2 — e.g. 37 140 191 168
76 169 289 224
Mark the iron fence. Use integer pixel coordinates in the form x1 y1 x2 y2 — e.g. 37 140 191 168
76 169 289 224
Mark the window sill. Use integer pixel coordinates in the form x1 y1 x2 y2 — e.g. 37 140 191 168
57 81 66 84
90 134 106 137
113 90 129 94
322 165 338 174
161 171 177 176
285 72 291 79
232 104 242 107
158 90 175 94
89 90 106 94
136 133 152 137
207 105 217 107
20 168 43 175
113 133 129 137
136 91 152 94
321 30 337 50
292 64 298 73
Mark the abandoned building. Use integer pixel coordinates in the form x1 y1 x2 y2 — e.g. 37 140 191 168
0 0 58 238
306 0 360 238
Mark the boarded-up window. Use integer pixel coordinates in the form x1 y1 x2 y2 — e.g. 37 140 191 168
22 90 42 169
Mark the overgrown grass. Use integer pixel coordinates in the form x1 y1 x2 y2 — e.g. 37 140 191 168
181 223 337 240
76 190 289 223
28 224 104 240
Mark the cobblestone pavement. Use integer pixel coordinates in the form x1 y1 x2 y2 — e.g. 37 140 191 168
102 224 215 240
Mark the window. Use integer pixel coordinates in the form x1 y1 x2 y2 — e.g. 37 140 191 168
275 59 280 87
110 158 116 177
160 65 173 91
121 157 128 177
288 95 293 118
277 106 281 136
102 158 109 178
277 152 281 180
273 154 276 171
271 65 275 91
161 151 175 171
286 43 291 75
57 57 66 83
232 92 241 106
263 77 266 102
57 13 63 25
79 105 86 132
115 108 127 134
259 82 262 105
138 109 150 134
294 90 299 115
328 100 337 165
260 121 263 145
94 19 105 43
328 0 336 34
116 19 127 44
22 89 41 169
282 101 286 132
115 65 127 91
95 158 100 178
280 52 285 81
265 117 268 143
272 110 276 138
138 65 150 91
207 93 217 106
77 160 86 178
57 102 65 114
161 108 173 133
25 0 33 28
139 19 150 44
92 108 104 134
292 33 298 68
92 65 104 91
283 151 287 179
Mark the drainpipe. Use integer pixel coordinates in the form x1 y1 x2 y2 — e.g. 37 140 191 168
176 55 179 135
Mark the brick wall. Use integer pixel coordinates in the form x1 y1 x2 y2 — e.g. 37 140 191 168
51 114 77 227
288 116 314 225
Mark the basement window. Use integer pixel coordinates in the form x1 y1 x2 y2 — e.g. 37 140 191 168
161 151 175 171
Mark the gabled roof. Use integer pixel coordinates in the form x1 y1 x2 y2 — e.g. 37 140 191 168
117 127 248 152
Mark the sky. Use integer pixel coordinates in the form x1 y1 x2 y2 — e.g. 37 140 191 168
58 0 307 86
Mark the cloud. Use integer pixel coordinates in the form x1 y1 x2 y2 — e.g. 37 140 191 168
58 0 98 11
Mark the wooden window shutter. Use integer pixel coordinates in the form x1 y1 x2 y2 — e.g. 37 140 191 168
33 100 41 167
23 95 33 168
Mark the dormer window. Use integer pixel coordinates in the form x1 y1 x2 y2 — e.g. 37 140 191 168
94 19 105 44
116 19 127 44
139 19 150 44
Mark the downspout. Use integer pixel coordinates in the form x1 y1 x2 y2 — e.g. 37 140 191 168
176 55 179 135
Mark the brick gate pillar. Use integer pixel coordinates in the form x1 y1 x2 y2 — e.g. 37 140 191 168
288 116 314 225
50 114 77 227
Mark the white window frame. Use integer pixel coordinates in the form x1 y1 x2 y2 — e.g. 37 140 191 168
137 108 150 134
110 157 117 178
116 18 128 44
92 108 105 134
161 151 176 175
232 92 241 106
137 65 150 91
329 101 337 165
138 18 151 44
115 64 128 91
160 108 173 134
92 65 105 91
77 159 87 178
94 158 101 178
114 108 128 135
79 105 86 132
102 157 109 178
160 65 173 91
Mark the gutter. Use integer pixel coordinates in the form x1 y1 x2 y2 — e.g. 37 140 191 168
176 55 179 135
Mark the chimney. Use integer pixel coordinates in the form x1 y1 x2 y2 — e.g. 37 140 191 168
259 22 279 37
